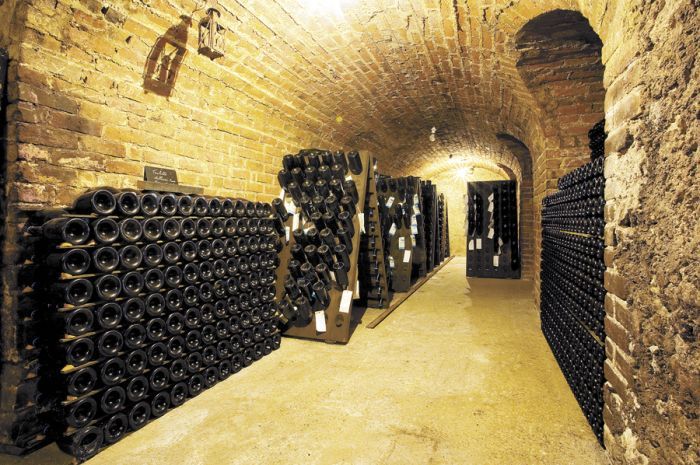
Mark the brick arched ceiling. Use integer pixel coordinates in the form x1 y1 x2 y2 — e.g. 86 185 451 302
217 0 604 178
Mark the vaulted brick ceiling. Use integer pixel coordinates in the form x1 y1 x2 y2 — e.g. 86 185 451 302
218 0 550 177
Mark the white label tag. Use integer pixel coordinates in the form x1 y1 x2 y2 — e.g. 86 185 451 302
339 290 353 313
398 237 405 250
487 203 494 213
413 205 421 214
292 213 300 231
487 228 494 239
389 223 397 236
329 271 336 282
315 311 326 333
493 255 499 267
411 235 416 247
354 280 360 298
413 194 419 204
386 196 395 208
359 213 365 233
411 224 418 235
476 238 482 250
285 226 291 243
345 175 353 181
388 256 395 268
488 193 494 202
468 240 474 251
285 198 296 215
403 250 412 263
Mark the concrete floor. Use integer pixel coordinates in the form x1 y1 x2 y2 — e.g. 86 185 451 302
4 257 608 465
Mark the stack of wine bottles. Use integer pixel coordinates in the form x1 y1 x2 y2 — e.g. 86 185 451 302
540 142 606 445
437 194 447 264
588 119 606 160
274 149 364 341
421 180 438 272
466 181 520 278
23 189 283 460
375 176 427 292
356 165 389 308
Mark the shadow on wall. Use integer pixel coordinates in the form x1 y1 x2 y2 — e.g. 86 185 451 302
143 15 192 98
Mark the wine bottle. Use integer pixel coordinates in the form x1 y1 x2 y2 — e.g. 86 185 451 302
193 197 209 216
66 366 97 397
47 248 91 275
139 193 160 216
54 278 94 306
347 151 362 174
92 218 120 244
159 194 178 216
114 191 140 216
125 349 148 376
73 189 117 216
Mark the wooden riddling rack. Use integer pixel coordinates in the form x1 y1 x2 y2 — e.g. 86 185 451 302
273 150 371 344
421 180 439 273
375 175 428 293
364 176 451 329
357 162 390 308
466 180 520 279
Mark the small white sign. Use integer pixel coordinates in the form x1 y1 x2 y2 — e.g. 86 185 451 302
386 196 395 208
411 236 416 247
468 240 474 251
315 311 326 333
285 198 296 215
487 228 494 239
292 213 300 231
359 213 365 233
345 175 353 181
389 223 397 236
487 203 494 213
339 290 353 313
411 224 419 235
488 193 494 202
285 226 291 243
388 256 395 268
403 250 411 263
398 237 405 250
476 238 482 249
493 255 500 267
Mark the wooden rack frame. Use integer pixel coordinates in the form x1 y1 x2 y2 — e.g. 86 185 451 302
275 151 371 344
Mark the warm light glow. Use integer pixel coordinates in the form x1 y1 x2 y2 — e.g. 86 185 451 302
301 0 355 17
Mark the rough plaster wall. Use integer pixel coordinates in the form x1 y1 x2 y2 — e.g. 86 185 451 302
600 2 699 464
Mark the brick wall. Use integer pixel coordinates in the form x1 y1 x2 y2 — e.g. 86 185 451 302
0 0 697 462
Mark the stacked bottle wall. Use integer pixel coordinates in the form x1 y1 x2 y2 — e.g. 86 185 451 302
540 120 606 445
23 190 283 460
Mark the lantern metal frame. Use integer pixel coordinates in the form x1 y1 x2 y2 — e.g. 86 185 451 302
198 2 225 60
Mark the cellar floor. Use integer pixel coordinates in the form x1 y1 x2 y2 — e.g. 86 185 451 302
7 257 609 465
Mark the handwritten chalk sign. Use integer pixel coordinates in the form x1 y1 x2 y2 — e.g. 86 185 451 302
144 166 178 184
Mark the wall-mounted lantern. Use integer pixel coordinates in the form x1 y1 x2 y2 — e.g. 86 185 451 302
198 1 225 60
